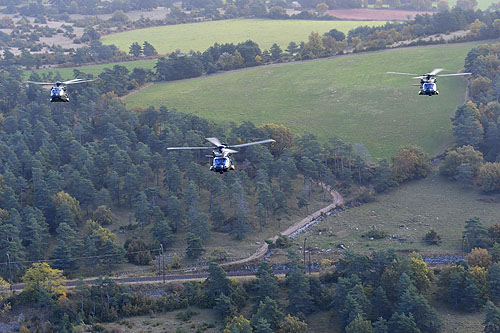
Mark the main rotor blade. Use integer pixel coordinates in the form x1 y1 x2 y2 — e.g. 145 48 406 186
25 81 53 85
437 73 472 77
387 72 419 76
223 148 239 154
206 137 222 146
229 139 275 149
64 79 96 85
429 68 444 76
166 146 213 150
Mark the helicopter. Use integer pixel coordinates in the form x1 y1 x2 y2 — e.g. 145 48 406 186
167 137 275 174
25 78 95 102
387 68 471 96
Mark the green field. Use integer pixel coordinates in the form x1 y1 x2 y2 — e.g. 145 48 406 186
447 0 497 9
294 168 500 256
125 42 482 159
24 59 157 80
101 18 386 54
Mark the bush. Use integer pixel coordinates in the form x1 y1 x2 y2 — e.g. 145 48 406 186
423 229 442 245
362 228 388 240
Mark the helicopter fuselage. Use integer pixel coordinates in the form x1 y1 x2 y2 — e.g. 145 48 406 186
418 78 439 96
209 154 236 174
50 86 69 102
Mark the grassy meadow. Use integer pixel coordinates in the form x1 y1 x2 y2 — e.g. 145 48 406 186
101 18 386 54
293 168 500 257
125 42 482 159
24 59 157 80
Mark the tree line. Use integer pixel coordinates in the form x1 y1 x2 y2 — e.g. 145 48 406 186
443 42 500 192
0 249 443 332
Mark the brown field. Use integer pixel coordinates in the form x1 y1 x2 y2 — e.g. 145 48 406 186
327 8 434 20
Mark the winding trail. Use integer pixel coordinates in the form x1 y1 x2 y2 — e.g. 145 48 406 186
222 183 344 267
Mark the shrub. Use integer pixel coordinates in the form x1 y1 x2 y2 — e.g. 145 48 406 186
423 229 442 245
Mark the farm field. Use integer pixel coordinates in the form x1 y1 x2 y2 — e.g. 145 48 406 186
125 42 482 159
326 8 434 20
293 168 500 257
23 59 157 80
101 18 386 54
447 0 497 9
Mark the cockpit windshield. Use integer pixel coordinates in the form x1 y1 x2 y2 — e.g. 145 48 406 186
423 83 435 90
214 157 227 166
51 87 62 96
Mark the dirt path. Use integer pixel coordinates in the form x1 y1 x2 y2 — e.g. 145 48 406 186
222 183 344 267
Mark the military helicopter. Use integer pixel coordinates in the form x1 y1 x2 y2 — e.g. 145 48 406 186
25 78 95 102
387 68 471 96
167 137 275 174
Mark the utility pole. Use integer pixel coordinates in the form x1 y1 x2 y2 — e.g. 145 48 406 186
303 238 307 267
308 251 312 275
6 253 12 292
158 247 161 278
160 244 165 284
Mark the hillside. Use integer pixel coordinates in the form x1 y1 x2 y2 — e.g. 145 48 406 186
125 42 482 159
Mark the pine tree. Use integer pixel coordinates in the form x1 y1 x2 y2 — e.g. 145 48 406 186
388 312 421 333
142 41 158 56
164 193 183 232
396 288 441 332
286 262 314 315
396 272 417 300
464 276 483 311
129 42 142 57
341 294 366 330
254 318 273 333
256 261 279 306
186 232 204 259
152 218 173 247
51 222 81 270
463 217 489 252
20 211 48 259
484 301 500 333
371 286 392 320
134 191 150 230
489 263 500 303
205 262 233 301
345 314 374 333
251 296 284 329
215 293 236 320
373 317 388 333
270 43 282 60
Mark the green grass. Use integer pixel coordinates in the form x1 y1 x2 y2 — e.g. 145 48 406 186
294 167 500 256
125 42 483 159
24 59 157 80
100 307 222 332
101 18 386 54
447 0 497 10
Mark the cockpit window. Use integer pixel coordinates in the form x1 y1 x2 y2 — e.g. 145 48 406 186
51 88 62 96
423 83 435 90
214 158 226 166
